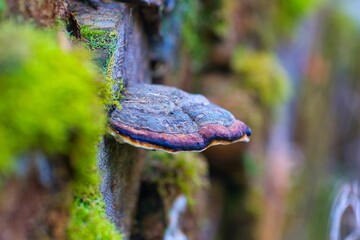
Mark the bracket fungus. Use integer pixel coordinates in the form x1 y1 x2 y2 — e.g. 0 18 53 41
109 84 251 153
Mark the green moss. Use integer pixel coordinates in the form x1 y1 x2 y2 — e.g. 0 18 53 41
231 48 291 109
272 0 322 36
181 0 205 64
146 151 208 207
180 0 209 71
0 0 5 17
68 167 122 240
79 25 122 109
322 9 360 78
67 25 122 239
80 25 117 69
100 54 123 110
0 21 121 239
212 0 322 48
255 0 322 46
0 21 104 176
80 25 117 50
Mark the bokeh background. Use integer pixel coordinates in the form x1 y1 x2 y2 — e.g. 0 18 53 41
1 0 360 239
168 0 360 239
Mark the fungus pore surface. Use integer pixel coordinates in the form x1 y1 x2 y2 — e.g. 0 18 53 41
109 84 251 152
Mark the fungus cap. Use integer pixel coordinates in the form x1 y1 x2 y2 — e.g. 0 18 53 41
109 84 251 153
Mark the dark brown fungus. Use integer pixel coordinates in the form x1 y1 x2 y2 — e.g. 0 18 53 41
109 84 251 153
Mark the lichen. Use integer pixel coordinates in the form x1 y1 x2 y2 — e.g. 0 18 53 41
231 48 291 109
145 151 208 209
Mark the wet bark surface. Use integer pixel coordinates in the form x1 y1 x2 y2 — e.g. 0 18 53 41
98 136 147 237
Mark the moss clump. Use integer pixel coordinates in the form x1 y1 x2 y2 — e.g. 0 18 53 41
80 25 117 69
0 21 104 176
180 0 209 71
146 151 208 208
80 26 117 50
68 167 122 240
0 21 121 239
98 53 123 110
0 0 5 17
322 9 360 78
79 25 122 109
67 25 122 239
256 0 323 46
271 0 322 36
231 48 291 109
